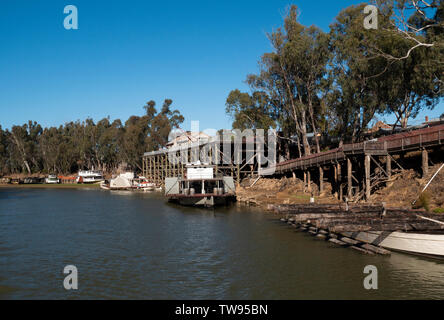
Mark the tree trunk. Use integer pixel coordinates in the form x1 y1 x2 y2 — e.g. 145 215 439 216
300 110 311 156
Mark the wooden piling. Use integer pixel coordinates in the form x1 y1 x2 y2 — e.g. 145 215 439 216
365 154 371 201
307 170 312 193
386 155 391 179
347 158 352 198
422 148 429 177
337 163 342 200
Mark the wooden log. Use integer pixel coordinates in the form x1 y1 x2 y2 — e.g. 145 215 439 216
331 222 444 233
340 237 360 245
316 234 327 240
350 246 374 255
316 214 444 227
315 215 438 229
361 244 391 255
270 203 388 214
329 238 347 246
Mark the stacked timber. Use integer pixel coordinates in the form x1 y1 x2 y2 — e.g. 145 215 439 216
270 203 444 233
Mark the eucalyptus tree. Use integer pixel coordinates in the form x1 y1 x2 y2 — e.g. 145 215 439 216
377 37 441 128
8 121 42 173
145 99 184 152
225 89 277 130
0 126 8 174
358 1 443 128
328 4 390 142
370 0 443 60
244 5 330 155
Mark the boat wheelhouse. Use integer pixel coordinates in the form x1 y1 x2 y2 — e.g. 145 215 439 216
76 170 104 184
45 174 59 184
165 163 236 207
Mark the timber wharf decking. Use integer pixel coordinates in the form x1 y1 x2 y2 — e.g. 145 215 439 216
142 124 443 202
262 124 444 202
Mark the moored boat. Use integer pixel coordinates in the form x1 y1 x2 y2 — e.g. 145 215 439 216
342 230 444 259
76 170 104 184
165 163 236 207
45 174 60 184
131 176 155 191
100 181 110 190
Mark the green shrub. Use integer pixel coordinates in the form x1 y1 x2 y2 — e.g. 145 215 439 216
415 192 431 212
433 207 444 214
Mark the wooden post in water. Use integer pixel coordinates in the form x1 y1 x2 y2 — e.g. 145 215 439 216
365 154 371 201
422 148 429 177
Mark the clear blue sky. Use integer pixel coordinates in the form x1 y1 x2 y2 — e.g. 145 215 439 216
0 0 442 131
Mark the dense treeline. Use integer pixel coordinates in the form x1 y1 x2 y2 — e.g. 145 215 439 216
226 1 443 157
0 99 184 175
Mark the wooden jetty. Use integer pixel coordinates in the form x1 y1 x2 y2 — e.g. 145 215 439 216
262 124 444 202
142 124 443 201
272 203 444 258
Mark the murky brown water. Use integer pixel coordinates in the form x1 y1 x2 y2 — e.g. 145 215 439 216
1 187 444 299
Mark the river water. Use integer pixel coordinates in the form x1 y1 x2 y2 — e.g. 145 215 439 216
1 187 444 299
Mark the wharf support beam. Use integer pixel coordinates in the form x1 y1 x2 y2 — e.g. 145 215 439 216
347 158 352 199
364 154 371 201
422 148 429 177
386 155 391 179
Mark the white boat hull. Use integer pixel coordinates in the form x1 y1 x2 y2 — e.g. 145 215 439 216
45 179 59 184
342 231 444 258
100 182 110 190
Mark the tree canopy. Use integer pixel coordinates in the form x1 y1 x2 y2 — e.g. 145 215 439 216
0 99 184 175
226 2 443 156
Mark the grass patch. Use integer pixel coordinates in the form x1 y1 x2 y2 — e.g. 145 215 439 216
433 207 444 214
